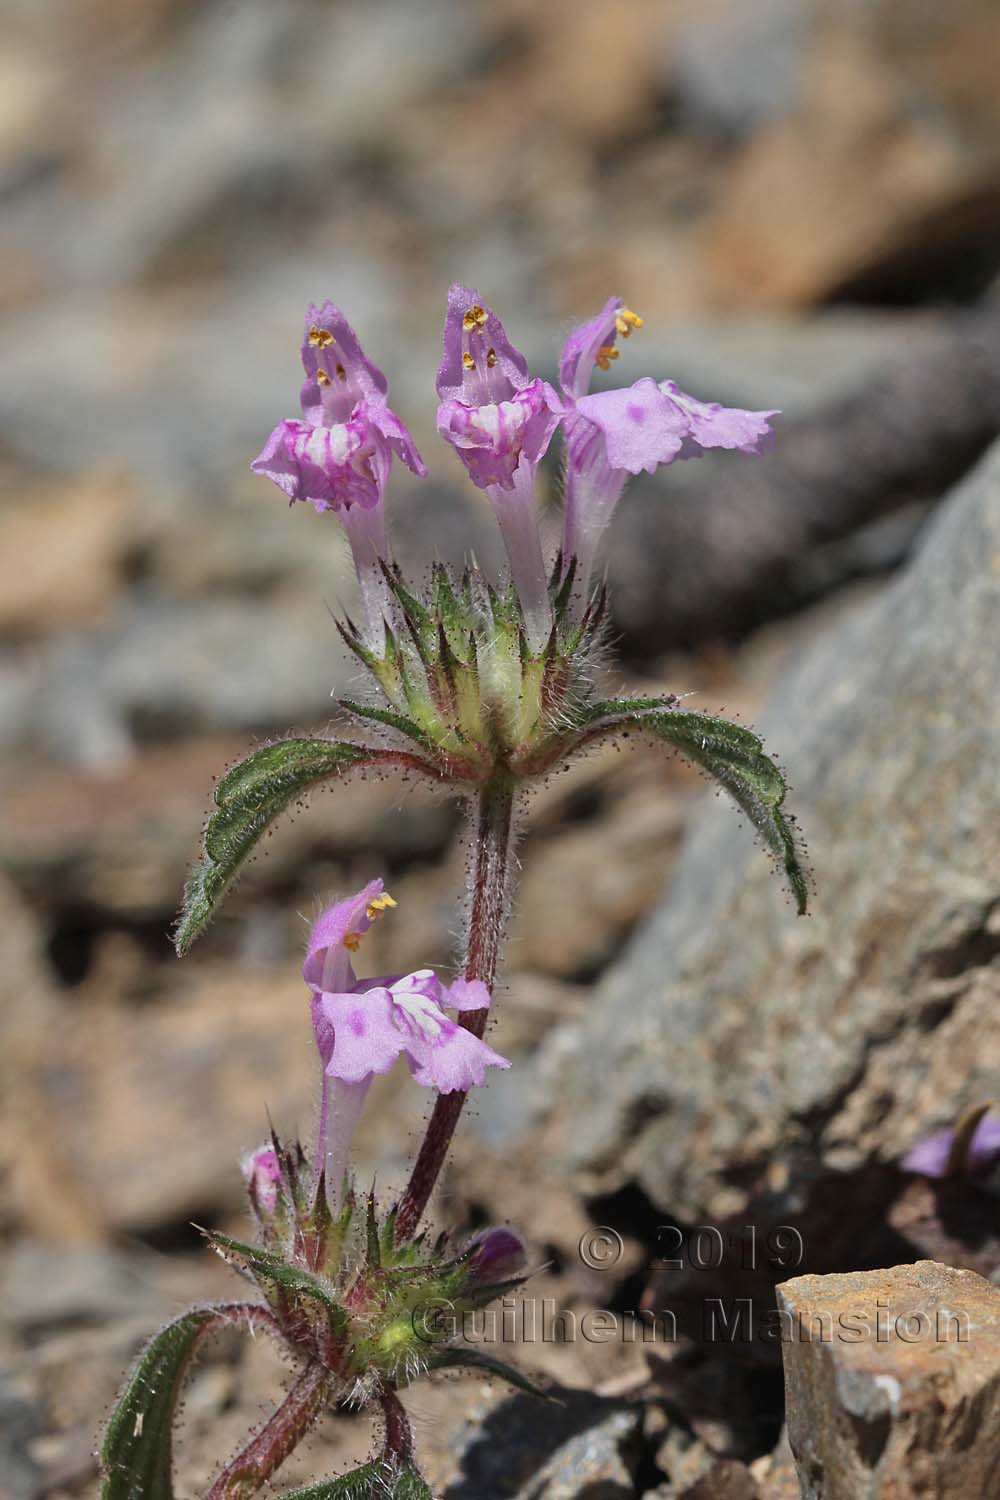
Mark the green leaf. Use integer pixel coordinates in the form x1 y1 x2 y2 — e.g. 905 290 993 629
595 700 808 915
337 699 433 750
100 1308 219 1500
431 1345 552 1397
279 1461 433 1499
365 1188 382 1269
203 1231 346 1334
175 738 369 954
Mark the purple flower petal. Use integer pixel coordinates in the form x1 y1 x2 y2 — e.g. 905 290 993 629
659 380 777 459
436 379 561 491
321 986 404 1083
251 414 389 513
447 977 491 1011
437 284 531 406
902 1115 1000 1178
252 300 424 553
573 378 691 476
559 296 626 402
403 1017 510 1093
298 302 425 477
299 301 387 419
435 286 559 649
901 1129 955 1178
242 1145 283 1217
435 286 561 491
968 1116 1000 1171
463 1225 527 1284
387 972 508 1091
304 879 392 994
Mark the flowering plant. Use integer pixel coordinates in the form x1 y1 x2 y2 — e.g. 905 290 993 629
99 289 805 1499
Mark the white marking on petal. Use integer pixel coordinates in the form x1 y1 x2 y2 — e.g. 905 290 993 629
301 423 352 466
391 987 446 1042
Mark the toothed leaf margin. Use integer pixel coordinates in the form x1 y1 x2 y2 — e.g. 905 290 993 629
591 701 808 914
175 738 370 954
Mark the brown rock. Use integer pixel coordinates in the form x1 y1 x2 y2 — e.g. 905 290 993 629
698 14 1000 308
0 476 135 636
778 1260 1000 1498
751 1428 801 1500
679 1460 761 1499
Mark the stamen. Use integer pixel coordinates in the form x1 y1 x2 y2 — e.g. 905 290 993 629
343 932 362 952
366 893 397 920
335 362 347 380
615 308 643 337
595 346 620 371
308 326 334 348
462 351 475 371
462 305 488 334
316 368 332 386
486 347 497 368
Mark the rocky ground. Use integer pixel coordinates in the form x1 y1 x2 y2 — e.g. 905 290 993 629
3 2 1000 1497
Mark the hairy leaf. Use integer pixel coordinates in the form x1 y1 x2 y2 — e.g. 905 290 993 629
593 700 808 914
337 699 433 750
175 738 369 955
431 1345 552 1397
279 1461 433 1498
204 1231 346 1335
100 1308 220 1500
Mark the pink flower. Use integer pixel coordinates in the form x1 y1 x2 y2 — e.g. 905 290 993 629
436 286 563 652
903 1115 1000 1180
252 302 426 647
305 880 508 1207
242 1145 283 1218
559 297 777 598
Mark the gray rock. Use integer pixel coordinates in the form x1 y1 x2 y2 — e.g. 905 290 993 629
666 0 816 136
0 1378 42 1500
562 437 1000 1224
24 594 356 768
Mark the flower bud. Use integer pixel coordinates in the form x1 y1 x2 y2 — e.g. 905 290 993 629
462 1225 527 1286
242 1145 287 1235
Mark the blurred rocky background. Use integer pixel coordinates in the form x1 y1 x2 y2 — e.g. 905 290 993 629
2 1 1000 1496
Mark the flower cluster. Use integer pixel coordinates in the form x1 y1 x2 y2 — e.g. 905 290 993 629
253 287 774 661
102 284 803 1500
245 288 776 799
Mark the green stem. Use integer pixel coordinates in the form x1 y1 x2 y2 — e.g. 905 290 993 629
394 776 515 1241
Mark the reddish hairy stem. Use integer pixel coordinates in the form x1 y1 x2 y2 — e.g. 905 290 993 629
201 1302 284 1341
379 1386 414 1465
204 1361 330 1500
395 777 515 1241
365 748 450 779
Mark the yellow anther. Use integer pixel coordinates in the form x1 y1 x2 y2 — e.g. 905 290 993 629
343 932 362 952
615 308 643 337
366 893 397 920
316 368 331 385
595 346 620 371
335 362 347 380
462 351 475 371
462 305 488 334
308 326 334 348
486 346 497 368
